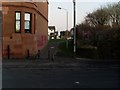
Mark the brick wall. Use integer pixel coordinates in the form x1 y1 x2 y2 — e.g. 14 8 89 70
2 2 48 58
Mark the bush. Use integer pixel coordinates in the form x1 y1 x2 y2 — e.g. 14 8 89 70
76 47 98 59
76 25 120 59
58 39 74 57
97 28 120 59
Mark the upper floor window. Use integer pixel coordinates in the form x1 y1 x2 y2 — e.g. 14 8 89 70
15 12 21 33
24 13 31 33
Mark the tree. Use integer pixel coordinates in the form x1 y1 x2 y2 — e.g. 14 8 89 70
76 2 120 59
85 8 109 27
85 2 120 27
104 2 120 26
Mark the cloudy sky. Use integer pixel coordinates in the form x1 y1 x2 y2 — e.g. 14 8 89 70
48 0 120 33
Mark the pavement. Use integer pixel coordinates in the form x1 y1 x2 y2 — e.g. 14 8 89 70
2 40 120 70
2 56 120 71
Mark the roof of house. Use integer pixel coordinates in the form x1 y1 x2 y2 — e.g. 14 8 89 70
48 26 55 31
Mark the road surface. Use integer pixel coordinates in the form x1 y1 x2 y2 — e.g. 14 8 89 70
2 60 120 88
2 40 120 88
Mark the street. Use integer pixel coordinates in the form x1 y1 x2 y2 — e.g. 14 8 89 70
2 60 120 88
2 40 120 88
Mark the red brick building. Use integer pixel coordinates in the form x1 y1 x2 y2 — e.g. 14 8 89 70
2 1 48 58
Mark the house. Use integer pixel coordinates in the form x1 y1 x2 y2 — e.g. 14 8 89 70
60 30 71 39
2 1 48 58
48 26 58 39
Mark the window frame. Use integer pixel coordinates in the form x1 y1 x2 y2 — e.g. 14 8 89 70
15 11 21 33
34 14 36 34
24 12 32 33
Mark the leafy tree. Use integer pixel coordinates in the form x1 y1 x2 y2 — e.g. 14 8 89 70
76 2 120 59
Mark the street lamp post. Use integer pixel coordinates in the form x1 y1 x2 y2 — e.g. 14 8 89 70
58 7 68 48
73 0 76 54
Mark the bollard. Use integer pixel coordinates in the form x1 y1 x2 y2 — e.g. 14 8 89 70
7 45 10 59
27 49 29 58
51 53 54 62
38 50 40 58
50 47 55 62
48 49 50 59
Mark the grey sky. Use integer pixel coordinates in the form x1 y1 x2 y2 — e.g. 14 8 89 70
48 0 120 32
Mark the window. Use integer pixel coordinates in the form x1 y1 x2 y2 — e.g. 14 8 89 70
24 13 31 33
15 12 21 33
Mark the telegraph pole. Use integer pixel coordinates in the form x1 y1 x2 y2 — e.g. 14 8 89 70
73 0 76 54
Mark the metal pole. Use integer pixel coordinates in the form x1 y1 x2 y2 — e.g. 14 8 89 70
67 11 68 32
66 11 68 48
73 0 76 53
58 7 69 48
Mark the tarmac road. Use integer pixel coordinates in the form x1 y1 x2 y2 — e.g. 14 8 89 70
2 60 120 88
2 40 120 88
